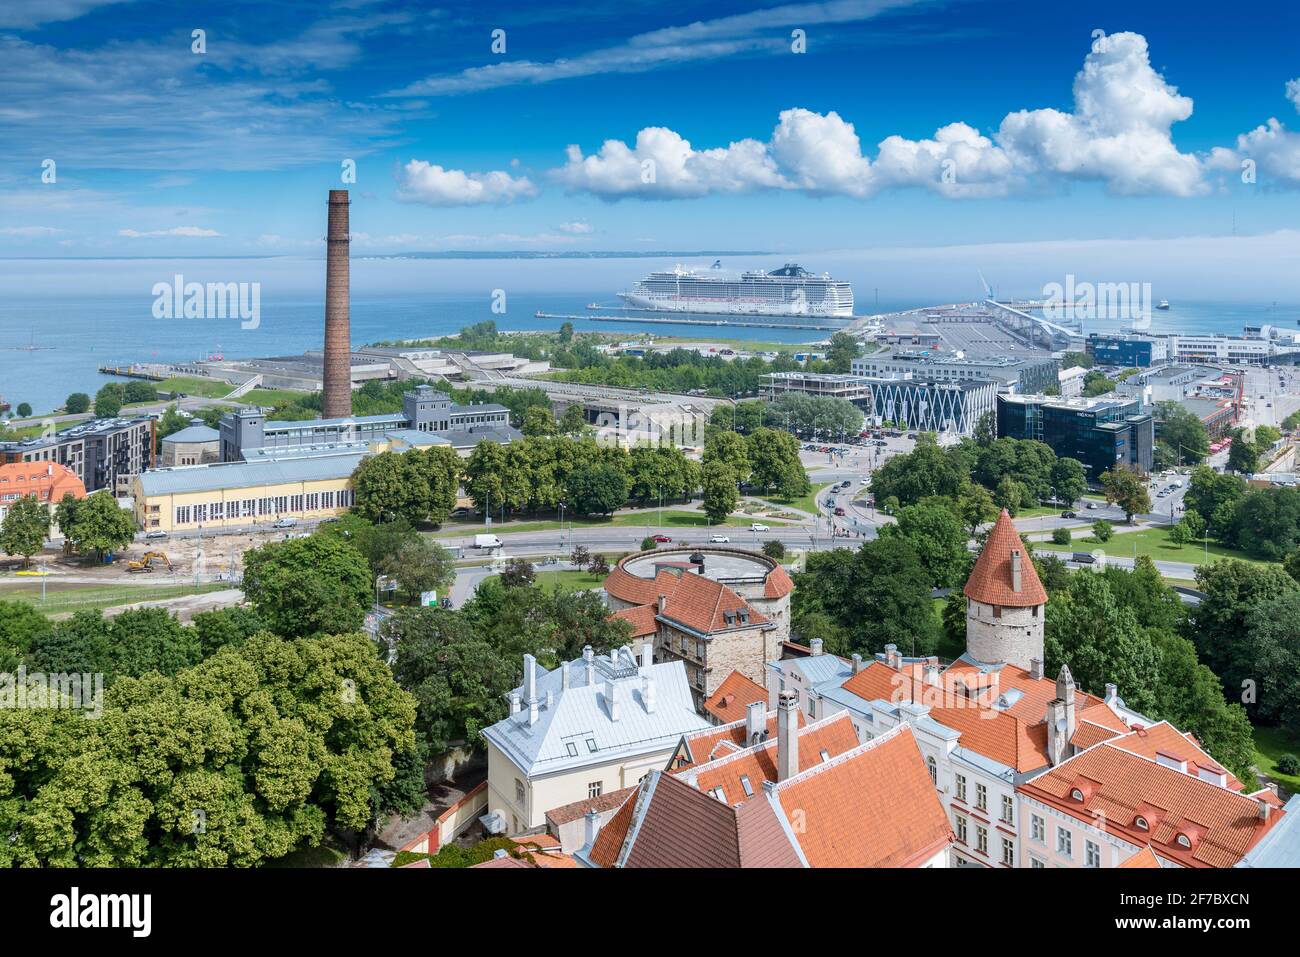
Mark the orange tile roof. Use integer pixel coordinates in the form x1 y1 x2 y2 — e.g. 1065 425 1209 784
657 569 769 634
703 670 768 724
686 712 860 804
773 725 953 867
671 710 806 770
763 561 794 598
1018 741 1282 868
611 604 658 638
586 789 639 867
1072 720 1125 750
0 462 85 506
1118 845 1162 868
963 510 1047 607
1107 721 1244 791
545 785 638 827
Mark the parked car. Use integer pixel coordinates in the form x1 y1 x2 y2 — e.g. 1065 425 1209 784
650 534 672 543
271 518 298 529
708 534 730 543
750 523 770 532
1085 502 1098 510
144 529 168 540
1060 511 1077 519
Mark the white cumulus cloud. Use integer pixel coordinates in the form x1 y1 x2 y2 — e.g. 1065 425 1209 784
1207 77 1300 188
395 160 538 207
119 226 220 237
557 221 594 234
552 31 1206 201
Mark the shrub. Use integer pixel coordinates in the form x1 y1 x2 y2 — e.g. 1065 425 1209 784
1051 526 1072 546
1278 753 1300 776
641 536 658 551
1091 520 1113 543
499 558 535 588
589 553 610 575
762 539 786 559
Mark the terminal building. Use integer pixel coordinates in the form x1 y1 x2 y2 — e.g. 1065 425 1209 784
851 352 1058 394
1085 334 1169 368
0 416 154 494
997 393 1154 481
218 384 520 462
761 371 997 436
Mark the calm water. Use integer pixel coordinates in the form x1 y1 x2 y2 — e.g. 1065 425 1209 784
0 255 1295 415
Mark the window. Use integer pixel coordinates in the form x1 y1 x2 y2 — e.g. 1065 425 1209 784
1031 856 1045 869
1057 827 1072 857
585 738 597 753
514 778 525 803
587 781 603 799
1086 840 1101 867
818 749 829 762
1002 837 1014 866
927 756 937 784
992 604 1002 619
1031 814 1045 844
710 787 726 802
807 694 816 716
1070 788 1084 801
565 742 577 757
740 775 753 797
954 814 967 844
975 782 987 811
976 825 988 856
1134 815 1149 831
1001 794 1014 824
1176 834 1191 848
175 505 191 525
955 774 967 803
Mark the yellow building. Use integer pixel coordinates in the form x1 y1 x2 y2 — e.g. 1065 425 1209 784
132 450 363 532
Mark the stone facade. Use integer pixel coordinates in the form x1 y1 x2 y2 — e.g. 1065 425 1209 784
965 598 1044 672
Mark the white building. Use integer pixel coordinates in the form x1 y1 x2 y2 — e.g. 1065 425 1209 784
481 644 710 835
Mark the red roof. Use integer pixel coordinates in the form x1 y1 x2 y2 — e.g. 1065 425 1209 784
1118 846 1162 868
963 510 1047 607
0 462 86 506
606 566 768 637
671 710 806 770
611 604 658 638
703 670 768 724
1018 741 1283 868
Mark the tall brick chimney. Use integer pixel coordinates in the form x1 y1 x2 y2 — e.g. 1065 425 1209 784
323 189 352 419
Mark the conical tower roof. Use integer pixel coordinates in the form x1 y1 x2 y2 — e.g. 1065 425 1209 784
963 509 1047 607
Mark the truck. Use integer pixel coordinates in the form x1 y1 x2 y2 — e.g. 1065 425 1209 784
474 534 503 549
272 517 298 529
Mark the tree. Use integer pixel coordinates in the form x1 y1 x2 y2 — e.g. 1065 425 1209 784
1091 519 1113 542
1255 424 1283 447
1185 466 1245 531
521 406 556 437
956 483 997 537
352 447 461 526
565 463 629 516
703 430 750 482
825 332 860 373
242 534 372 638
1226 428 1260 474
869 440 968 507
65 393 90 414
386 608 514 755
1044 572 1159 715
1154 401 1210 465
15 403 31 418
1081 370 1117 397
28 607 201 687
701 461 739 524
559 404 587 436
381 537 456 605
973 411 996 447
641 535 659 551
1242 592 1300 735
1168 521 1192 547
1052 526 1072 545
762 539 786 560
1181 508 1206 541
1049 457 1087 507
0 599 50 671
499 558 536 588
0 494 50 566
746 428 807 496
316 513 419 578
93 383 124 418
190 607 267 657
1100 469 1150 522
569 545 590 568
64 492 135 559
1225 486 1300 561
994 476 1026 515
880 498 969 588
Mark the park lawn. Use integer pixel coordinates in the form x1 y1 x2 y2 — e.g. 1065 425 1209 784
496 569 608 594
155 375 237 399
1253 725 1300 796
766 481 833 517
1035 525 1265 567
933 597 963 662
3 581 229 616
244 387 312 407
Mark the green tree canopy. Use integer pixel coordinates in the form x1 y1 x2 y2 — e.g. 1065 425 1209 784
242 534 372 638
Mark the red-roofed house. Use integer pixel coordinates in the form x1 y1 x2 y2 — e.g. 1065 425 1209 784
0 461 86 536
604 546 790 710
703 670 768 724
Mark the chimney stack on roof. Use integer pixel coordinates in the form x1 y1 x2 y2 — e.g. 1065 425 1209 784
640 642 654 669
745 700 766 745
777 690 799 782
583 644 595 684
524 653 539 726
583 810 601 851
509 691 521 715
605 679 621 722
1259 800 1272 823
1105 683 1118 703
851 653 864 674
885 644 902 670
562 663 570 690
642 675 657 714
1030 657 1044 681
809 638 824 656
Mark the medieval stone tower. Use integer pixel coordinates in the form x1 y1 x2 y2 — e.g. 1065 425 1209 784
963 510 1046 670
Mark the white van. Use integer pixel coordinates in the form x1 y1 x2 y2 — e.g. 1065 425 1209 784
474 534 503 549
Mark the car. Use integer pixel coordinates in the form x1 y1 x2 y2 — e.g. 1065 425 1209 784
144 530 168 540
1071 552 1097 565
834 507 846 516
1085 502 1098 510
873 440 888 447
271 518 298 529
1060 511 1077 519
708 534 730 543
750 523 770 532
650 534 672 543
838 480 851 488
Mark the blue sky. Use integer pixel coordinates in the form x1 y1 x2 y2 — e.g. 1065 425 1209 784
3 0 1300 272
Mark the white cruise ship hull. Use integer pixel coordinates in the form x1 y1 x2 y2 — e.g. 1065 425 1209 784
618 291 854 318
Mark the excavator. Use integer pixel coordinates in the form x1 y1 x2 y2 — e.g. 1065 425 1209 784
127 551 173 573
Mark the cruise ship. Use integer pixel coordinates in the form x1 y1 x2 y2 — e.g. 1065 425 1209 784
619 263 854 318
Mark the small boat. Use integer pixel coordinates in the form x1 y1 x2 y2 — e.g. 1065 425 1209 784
1156 299 1171 310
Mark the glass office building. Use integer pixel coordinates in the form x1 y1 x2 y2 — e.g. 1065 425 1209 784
997 394 1154 482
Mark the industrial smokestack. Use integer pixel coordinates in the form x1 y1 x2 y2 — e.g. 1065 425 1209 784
323 189 352 419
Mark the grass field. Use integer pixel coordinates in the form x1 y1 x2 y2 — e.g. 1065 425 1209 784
155 375 237 399
765 481 832 517
2 581 229 616
243 387 313 407
1034 525 1264 567
485 569 608 594
1253 725 1300 796
433 509 783 538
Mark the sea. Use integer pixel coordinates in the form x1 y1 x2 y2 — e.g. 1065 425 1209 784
0 254 1297 416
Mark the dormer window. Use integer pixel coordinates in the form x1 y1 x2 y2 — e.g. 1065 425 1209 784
1070 788 1084 802
739 775 753 797
1135 816 1149 830
1176 834 1192 848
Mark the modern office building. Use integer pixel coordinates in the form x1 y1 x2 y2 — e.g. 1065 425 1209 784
851 352 1058 394
218 384 518 462
760 371 997 436
997 394 1154 480
1085 334 1169 368
0 416 155 494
